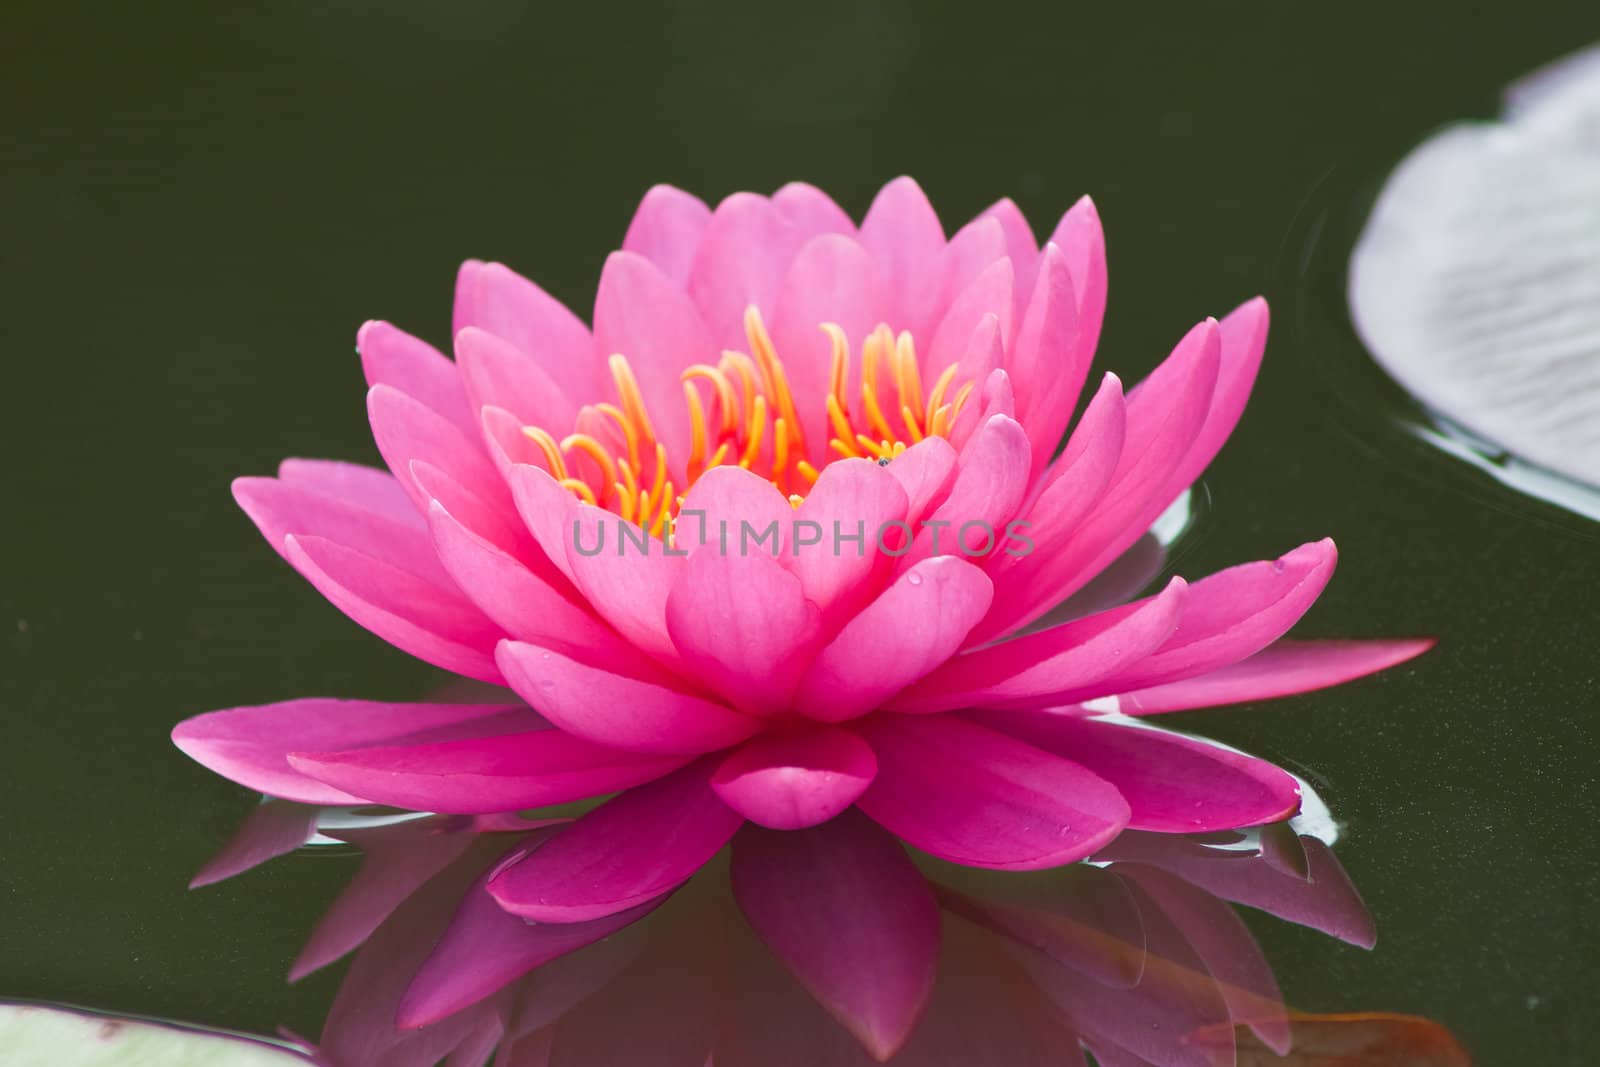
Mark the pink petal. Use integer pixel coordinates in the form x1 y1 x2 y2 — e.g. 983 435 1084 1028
478 403 545 475
497 640 761 755
686 192 804 348
488 761 743 922
189 799 319 888
1045 195 1108 365
787 458 909 630
772 181 856 236
710 727 878 830
921 215 1008 345
858 177 945 329
674 464 792 559
979 712 1302 832
1121 638 1436 715
885 437 958 524
289 722 686 814
368 382 507 516
730 813 939 1060
172 700 529 806
290 817 480 981
794 557 994 722
283 533 504 683
232 474 445 585
592 251 706 460
358 320 476 436
979 197 1040 317
561 505 687 668
769 234 891 453
453 325 578 435
453 260 599 406
621 184 713 285
1084 539 1340 697
854 714 1129 870
926 257 1014 379
1009 245 1087 478
276 458 418 524
665 548 822 714
977 319 1219 639
1157 297 1270 501
899 413 1031 571
399 855 665 1029
892 577 1185 714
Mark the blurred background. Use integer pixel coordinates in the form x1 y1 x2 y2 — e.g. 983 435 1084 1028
5 2 1599 1061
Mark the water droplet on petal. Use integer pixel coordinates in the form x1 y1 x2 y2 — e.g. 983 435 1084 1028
906 571 923 586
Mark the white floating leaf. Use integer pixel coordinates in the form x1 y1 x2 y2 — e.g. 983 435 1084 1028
1349 42 1600 491
0 1003 314 1067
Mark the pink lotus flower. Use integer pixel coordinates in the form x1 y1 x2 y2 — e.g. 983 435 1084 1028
173 178 1430 923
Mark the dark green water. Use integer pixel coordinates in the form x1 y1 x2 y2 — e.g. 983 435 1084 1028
5 2 1599 1061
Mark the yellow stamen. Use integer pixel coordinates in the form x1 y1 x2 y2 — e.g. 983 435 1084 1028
596 403 642 476
924 363 960 430
684 365 737 436
521 426 569 480
892 331 925 434
772 416 790 492
683 381 708 485
608 354 658 447
796 460 821 486
561 433 617 502
900 404 926 443
739 395 768 469
650 480 674 537
559 478 597 506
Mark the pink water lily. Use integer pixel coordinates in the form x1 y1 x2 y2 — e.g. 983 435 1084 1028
173 178 1430 922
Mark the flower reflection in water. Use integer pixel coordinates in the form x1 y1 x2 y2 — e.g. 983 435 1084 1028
196 788 1467 1066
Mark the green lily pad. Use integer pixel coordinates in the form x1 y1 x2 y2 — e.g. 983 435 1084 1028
0 1003 314 1066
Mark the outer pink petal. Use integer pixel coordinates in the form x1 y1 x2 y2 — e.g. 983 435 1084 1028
1009 244 1087 478
920 215 1008 345
358 320 476 435
1120 638 1435 714
562 505 687 668
497 640 761 755
453 325 578 435
977 320 1219 639
674 464 793 558
854 714 1130 870
399 856 665 1029
858 177 945 329
730 814 939 1060
453 260 599 405
710 726 878 830
665 548 822 714
1045 195 1108 365
276 458 417 524
686 192 804 348
793 557 994 722
591 251 705 461
1081 539 1339 698
884 436 958 524
171 700 529 806
891 577 1186 714
772 181 856 236
978 197 1040 318
368 382 507 515
288 723 687 814
283 533 504 683
621 184 713 285
926 257 1014 380
979 712 1302 832
487 760 744 922
769 234 891 454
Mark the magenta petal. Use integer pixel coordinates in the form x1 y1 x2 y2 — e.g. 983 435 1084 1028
731 814 939 1060
1121 638 1435 714
979 712 1302 832
858 177 945 330
368 383 506 516
233 473 442 583
899 414 1031 570
686 192 804 349
562 505 687 669
189 799 319 888
793 556 994 722
496 640 761 756
1010 244 1087 479
1088 539 1340 697
772 181 856 237
283 533 504 683
927 257 1014 383
675 464 793 558
886 437 958 524
665 548 822 714
171 700 524 806
788 458 909 629
488 761 743 922
592 251 704 458
894 577 1185 714
358 320 476 436
289 723 686 815
453 260 598 406
855 714 1130 870
454 325 578 435
290 818 480 981
621 184 713 285
1045 196 1108 367
924 216 1008 346
276 458 417 524
399 855 666 1029
710 727 878 830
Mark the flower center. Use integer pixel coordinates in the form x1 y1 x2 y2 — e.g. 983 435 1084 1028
522 306 977 535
